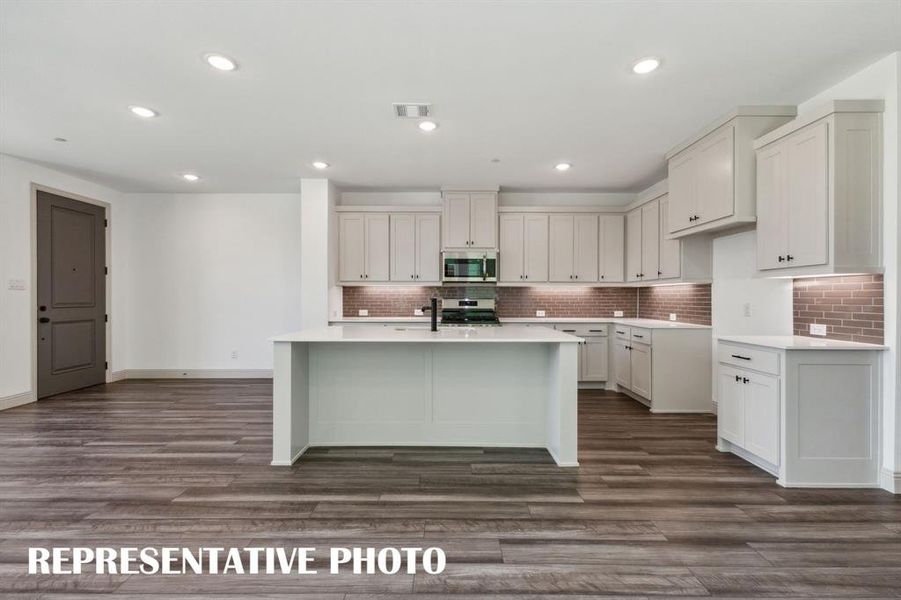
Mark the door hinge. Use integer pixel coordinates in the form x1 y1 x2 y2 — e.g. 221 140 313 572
104 219 108 227
105 361 108 370
104 266 108 275
104 314 108 322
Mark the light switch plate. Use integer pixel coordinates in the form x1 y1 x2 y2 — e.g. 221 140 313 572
536 310 546 317
614 310 624 317
810 323 828 336
414 308 424 316
7 279 25 291
743 303 752 317
669 313 677 321
358 309 369 317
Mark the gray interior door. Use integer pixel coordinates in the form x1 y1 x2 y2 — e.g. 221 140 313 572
37 191 106 399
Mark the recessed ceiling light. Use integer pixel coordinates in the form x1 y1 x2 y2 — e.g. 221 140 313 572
632 57 661 74
418 120 438 132
555 162 571 171
205 53 237 71
129 105 158 118
182 173 200 182
54 137 67 143
312 161 329 170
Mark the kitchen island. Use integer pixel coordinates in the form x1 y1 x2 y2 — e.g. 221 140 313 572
269 325 582 467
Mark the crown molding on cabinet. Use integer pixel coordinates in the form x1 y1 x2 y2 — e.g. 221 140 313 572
335 205 441 212
440 185 500 193
665 105 797 160
753 99 885 149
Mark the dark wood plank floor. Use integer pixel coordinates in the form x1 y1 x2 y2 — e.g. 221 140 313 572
1 380 900 598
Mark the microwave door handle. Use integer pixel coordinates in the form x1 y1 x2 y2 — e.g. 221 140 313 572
482 255 487 281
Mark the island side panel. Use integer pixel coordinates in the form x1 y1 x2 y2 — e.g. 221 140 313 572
271 341 310 465
547 342 579 466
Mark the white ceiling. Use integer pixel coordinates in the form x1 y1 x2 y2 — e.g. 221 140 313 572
1 1 899 193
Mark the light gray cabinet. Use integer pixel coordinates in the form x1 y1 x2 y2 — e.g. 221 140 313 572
340 213 389 282
443 190 497 250
499 213 548 282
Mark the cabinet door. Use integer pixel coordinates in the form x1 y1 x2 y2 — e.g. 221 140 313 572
548 215 575 282
580 336 608 381
786 121 829 268
364 214 390 281
573 215 599 282
641 201 660 281
658 196 681 279
614 341 631 388
667 150 696 232
443 193 471 249
599 215 625 282
696 124 735 224
630 342 652 399
718 366 745 446
339 213 365 282
756 141 789 270
625 209 642 282
499 214 524 282
415 214 441 283
390 214 416 282
744 373 780 465
523 214 549 282
469 192 497 248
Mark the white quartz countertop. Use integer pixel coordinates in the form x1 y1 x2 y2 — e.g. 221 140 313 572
331 317 711 329
271 324 582 343
718 335 887 351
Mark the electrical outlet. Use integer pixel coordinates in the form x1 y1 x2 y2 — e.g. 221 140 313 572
230 350 238 359
7 279 25 291
669 313 677 321
536 310 546 317
414 308 424 316
810 323 828 336
614 310 624 317
743 303 752 317
358 309 369 317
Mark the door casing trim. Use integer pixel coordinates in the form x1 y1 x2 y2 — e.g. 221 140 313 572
30 183 112 400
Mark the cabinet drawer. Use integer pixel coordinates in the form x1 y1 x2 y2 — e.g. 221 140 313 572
630 327 652 345
614 326 631 340
556 324 608 337
718 342 780 376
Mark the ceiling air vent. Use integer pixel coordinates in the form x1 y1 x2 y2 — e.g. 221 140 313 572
393 103 431 118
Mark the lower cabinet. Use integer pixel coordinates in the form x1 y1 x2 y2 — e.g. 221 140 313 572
717 339 882 487
555 324 608 382
629 342 652 398
718 364 779 465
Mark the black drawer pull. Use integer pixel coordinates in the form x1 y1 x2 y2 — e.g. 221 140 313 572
730 354 751 361
588 329 604 333
616 330 625 335
633 334 644 338
561 329 576 333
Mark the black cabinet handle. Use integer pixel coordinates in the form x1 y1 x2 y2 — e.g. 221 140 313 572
520 274 523 279
786 255 794 261
742 377 750 384
600 275 605 279
778 256 785 262
562 329 576 333
589 329 604 333
730 354 751 361
735 374 741 382
633 334 643 338
569 275 573 279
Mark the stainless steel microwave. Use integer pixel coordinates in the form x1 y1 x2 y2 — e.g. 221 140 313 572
442 251 497 283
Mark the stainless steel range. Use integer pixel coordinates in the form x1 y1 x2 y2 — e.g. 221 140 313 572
440 298 501 327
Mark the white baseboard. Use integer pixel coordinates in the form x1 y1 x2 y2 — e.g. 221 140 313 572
109 370 128 382
880 468 901 494
0 391 35 411
122 369 273 379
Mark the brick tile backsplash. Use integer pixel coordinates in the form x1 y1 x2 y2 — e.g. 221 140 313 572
637 284 712 325
344 285 717 320
793 274 884 344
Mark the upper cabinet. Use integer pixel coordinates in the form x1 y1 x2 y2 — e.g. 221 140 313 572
666 106 797 238
339 213 390 282
549 215 598 282
754 100 884 277
390 213 441 284
626 184 712 285
499 213 548 283
442 189 498 250
598 215 625 282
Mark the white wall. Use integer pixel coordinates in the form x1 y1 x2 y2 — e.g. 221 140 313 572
794 52 901 479
710 230 794 405
0 154 127 401
339 190 635 209
123 193 302 372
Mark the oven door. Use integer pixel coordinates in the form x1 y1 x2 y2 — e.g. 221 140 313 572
442 252 497 282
